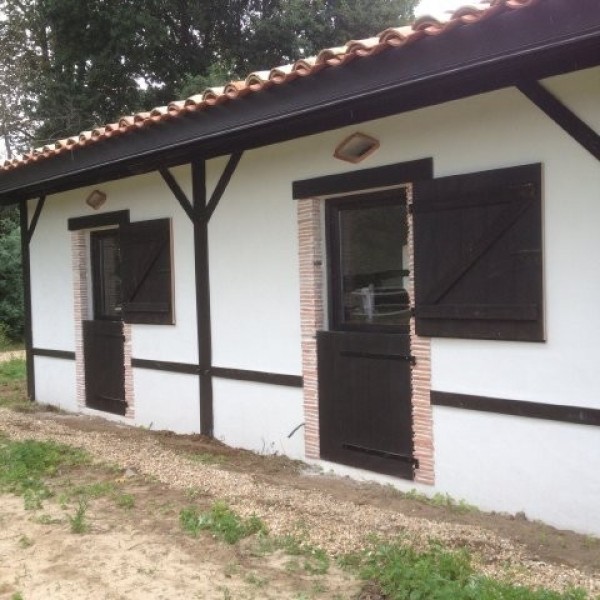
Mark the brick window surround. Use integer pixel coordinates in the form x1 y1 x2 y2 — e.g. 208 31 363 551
71 230 134 418
297 185 434 485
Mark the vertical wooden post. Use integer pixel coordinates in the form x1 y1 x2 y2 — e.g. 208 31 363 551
192 159 214 436
19 200 35 401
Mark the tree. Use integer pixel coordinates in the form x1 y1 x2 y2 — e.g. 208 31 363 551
0 0 417 150
0 207 22 341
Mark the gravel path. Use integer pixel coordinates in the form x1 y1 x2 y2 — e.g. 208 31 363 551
1 407 598 596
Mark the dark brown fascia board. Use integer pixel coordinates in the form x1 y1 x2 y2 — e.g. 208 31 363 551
0 0 599 205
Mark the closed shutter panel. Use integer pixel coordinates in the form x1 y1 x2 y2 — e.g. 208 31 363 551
120 219 173 325
413 164 543 342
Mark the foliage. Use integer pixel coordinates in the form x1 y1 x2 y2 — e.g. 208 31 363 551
180 501 267 544
0 206 22 341
0 0 417 153
341 538 589 600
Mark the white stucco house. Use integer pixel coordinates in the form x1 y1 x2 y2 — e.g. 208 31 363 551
0 0 599 535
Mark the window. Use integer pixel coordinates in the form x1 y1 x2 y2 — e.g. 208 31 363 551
413 163 543 342
326 190 410 332
90 230 122 320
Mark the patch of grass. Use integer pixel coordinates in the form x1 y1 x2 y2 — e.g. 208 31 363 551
68 497 89 534
0 358 28 409
180 501 267 544
11 592 24 600
35 513 62 525
0 358 26 382
0 437 88 509
253 531 330 575
68 481 116 499
185 451 227 466
402 488 477 513
18 534 33 549
341 538 589 600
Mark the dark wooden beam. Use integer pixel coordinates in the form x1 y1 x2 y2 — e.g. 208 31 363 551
26 196 45 243
205 151 243 221
212 367 303 388
431 391 600 427
192 159 214 436
32 348 76 360
68 210 130 231
19 202 34 401
159 167 195 222
131 358 200 375
293 158 433 199
517 80 600 162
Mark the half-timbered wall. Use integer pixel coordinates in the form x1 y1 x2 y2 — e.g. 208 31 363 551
29 65 599 534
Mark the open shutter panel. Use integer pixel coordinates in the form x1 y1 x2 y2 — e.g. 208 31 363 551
120 218 173 325
413 164 543 342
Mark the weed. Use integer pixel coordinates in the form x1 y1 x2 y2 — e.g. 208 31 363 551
10 592 24 600
185 452 227 466
115 493 135 509
285 558 301 573
185 487 205 501
35 514 62 525
18 535 33 549
23 487 51 510
179 501 267 544
342 538 589 600
302 546 329 575
68 497 89 534
245 572 267 587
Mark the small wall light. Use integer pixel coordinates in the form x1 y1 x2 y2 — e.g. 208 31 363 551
334 132 380 163
85 189 107 210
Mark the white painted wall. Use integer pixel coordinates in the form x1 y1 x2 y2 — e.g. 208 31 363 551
213 378 305 459
207 152 303 375
30 166 200 430
28 64 600 533
33 356 77 412
433 407 600 535
133 369 200 433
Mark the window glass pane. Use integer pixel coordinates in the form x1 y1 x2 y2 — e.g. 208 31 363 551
338 203 409 327
92 232 122 320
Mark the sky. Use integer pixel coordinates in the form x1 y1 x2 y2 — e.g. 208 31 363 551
415 0 473 18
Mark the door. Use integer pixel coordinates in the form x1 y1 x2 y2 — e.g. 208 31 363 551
318 189 415 478
83 230 126 415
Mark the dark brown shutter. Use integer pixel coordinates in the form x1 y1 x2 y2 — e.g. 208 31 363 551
413 164 543 342
120 218 173 325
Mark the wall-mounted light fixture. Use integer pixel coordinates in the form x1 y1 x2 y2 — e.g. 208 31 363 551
334 132 380 163
85 189 107 210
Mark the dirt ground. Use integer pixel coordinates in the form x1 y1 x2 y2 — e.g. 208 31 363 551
0 464 357 600
0 404 599 599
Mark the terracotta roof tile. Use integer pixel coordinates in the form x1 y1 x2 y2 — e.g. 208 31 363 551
0 0 540 173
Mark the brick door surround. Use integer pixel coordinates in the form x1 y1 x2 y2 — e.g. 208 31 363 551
71 229 134 418
297 184 434 485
